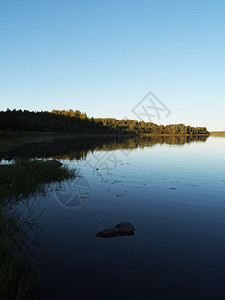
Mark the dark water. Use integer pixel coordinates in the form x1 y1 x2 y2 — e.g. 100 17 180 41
10 136 225 299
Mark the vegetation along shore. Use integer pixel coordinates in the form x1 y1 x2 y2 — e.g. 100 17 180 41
0 159 76 299
0 109 209 136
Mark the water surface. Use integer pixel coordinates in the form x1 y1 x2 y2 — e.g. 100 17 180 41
13 136 225 299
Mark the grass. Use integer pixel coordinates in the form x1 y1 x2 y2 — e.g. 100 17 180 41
0 159 76 299
0 204 41 300
210 131 225 137
0 159 75 200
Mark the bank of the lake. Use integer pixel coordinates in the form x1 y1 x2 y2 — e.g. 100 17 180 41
210 131 225 137
0 130 210 154
0 131 113 152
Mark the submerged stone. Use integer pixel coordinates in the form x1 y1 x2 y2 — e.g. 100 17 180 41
44 160 63 167
96 222 136 238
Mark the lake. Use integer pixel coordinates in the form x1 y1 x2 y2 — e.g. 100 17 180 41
8 135 225 299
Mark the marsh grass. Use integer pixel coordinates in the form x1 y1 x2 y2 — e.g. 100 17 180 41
0 201 43 299
0 159 76 299
0 159 76 200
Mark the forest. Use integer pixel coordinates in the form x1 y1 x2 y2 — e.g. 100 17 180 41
0 109 209 136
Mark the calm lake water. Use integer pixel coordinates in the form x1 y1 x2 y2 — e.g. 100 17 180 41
9 136 225 299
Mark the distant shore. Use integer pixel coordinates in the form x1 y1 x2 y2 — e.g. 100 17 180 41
141 133 210 137
0 130 212 153
0 131 109 152
209 131 225 137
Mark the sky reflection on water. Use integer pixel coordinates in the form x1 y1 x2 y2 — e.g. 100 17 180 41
26 136 225 299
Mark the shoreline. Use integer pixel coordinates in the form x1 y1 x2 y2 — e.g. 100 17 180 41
0 130 212 153
209 131 225 137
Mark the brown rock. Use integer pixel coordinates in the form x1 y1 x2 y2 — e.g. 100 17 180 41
96 222 136 238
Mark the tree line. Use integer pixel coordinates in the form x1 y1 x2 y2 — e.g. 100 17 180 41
0 109 209 135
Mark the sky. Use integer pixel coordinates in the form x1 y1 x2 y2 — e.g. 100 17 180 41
0 0 225 130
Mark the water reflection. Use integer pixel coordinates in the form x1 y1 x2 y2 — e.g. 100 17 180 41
47 176 90 209
5 135 225 299
1 135 209 160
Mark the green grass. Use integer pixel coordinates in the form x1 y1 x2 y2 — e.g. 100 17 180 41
0 159 76 299
210 131 225 137
0 159 75 200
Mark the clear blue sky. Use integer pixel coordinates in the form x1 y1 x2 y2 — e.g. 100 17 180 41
0 0 224 130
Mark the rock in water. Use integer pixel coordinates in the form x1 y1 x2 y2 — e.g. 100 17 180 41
96 227 120 238
44 160 63 167
96 222 136 238
115 222 136 235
